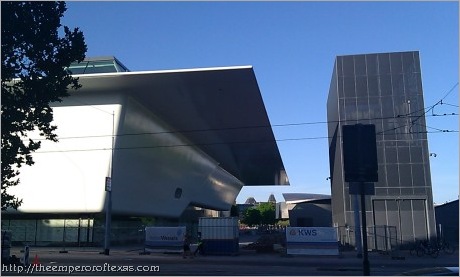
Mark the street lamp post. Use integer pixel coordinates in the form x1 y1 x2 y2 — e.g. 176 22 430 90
103 112 115 255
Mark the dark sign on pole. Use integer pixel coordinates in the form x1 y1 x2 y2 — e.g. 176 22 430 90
342 124 378 182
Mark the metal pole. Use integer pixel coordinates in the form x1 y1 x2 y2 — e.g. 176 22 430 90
353 194 362 257
103 190 112 255
360 189 370 276
103 112 115 255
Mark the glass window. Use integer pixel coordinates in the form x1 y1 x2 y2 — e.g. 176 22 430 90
385 147 398 164
377 164 386 187
378 53 391 74
379 75 392 96
344 77 356 98
339 98 346 120
344 98 357 121
83 60 118 74
402 52 415 73
424 164 432 186
336 57 343 77
413 188 426 195
410 146 423 163
390 53 403 74
413 52 421 73
367 76 379 97
398 147 410 163
383 119 397 140
411 164 425 187
387 199 398 211
368 97 382 119
400 199 415 241
400 188 413 195
386 200 399 232
354 55 366 76
399 164 412 187
396 117 410 141
404 73 419 96
356 97 369 120
393 96 407 117
366 54 378 76
372 119 385 139
412 199 427 239
391 74 404 97
356 76 368 98
381 96 395 117
338 76 345 98
342 55 354 76
377 145 385 164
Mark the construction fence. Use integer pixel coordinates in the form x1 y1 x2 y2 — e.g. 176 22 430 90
337 225 399 253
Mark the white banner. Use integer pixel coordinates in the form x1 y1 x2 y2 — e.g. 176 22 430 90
286 227 339 255
286 227 338 242
145 226 186 252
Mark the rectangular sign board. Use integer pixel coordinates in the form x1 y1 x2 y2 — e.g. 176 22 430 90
144 226 186 253
286 227 339 255
342 124 378 182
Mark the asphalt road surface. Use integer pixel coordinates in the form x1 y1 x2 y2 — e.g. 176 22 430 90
2 246 458 276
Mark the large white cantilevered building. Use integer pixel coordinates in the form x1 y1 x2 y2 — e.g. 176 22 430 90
6 57 289 218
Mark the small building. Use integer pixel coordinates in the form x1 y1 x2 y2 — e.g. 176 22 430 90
276 193 332 227
434 200 459 245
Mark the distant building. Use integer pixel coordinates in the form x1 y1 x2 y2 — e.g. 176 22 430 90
268 193 276 204
435 200 459 245
327 51 437 247
245 197 258 205
276 193 332 227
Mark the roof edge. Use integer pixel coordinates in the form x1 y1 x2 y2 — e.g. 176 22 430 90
71 65 254 77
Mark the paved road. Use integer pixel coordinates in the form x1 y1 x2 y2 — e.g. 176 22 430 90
2 246 458 276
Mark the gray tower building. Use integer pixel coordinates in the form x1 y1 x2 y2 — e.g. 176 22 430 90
327 51 436 248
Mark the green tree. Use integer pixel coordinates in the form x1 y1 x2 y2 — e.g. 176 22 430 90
241 208 261 226
1 1 87 210
258 202 276 225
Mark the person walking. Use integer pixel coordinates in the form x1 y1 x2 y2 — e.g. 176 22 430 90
182 234 193 259
194 232 204 256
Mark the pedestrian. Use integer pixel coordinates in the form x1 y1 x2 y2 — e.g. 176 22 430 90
183 234 193 259
194 232 204 256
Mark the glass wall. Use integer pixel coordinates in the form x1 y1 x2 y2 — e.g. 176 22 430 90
327 51 436 247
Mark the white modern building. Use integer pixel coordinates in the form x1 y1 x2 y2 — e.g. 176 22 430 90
2 57 288 245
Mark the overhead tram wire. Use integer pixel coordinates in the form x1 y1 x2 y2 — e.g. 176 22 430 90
34 129 458 154
409 82 458 132
27 81 458 141
27 112 458 142
26 82 459 151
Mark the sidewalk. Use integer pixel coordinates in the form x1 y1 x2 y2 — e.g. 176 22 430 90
9 245 459 268
3 246 458 276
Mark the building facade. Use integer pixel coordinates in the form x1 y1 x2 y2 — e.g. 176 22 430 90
2 57 288 246
327 51 436 247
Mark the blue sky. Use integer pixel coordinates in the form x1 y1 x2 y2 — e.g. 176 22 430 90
62 1 458 205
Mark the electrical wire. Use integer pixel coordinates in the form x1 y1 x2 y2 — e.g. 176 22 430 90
15 82 460 154
33 129 457 154
25 112 458 141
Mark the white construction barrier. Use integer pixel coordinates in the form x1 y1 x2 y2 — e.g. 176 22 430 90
286 227 339 255
144 226 186 253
